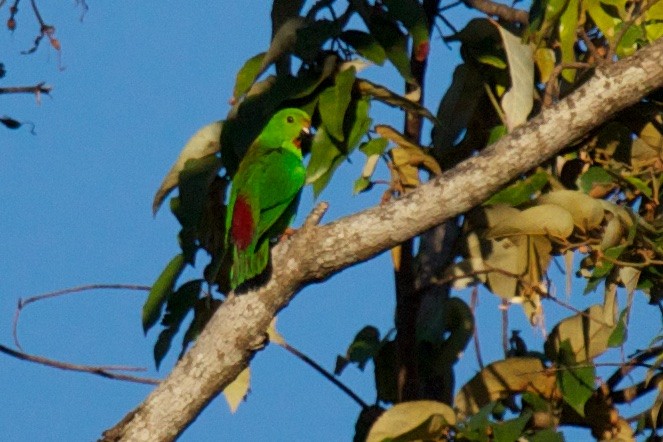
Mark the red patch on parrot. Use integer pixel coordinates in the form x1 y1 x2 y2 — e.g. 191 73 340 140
415 41 430 62
231 196 254 250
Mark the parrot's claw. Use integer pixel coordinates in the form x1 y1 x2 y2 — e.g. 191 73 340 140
279 227 298 242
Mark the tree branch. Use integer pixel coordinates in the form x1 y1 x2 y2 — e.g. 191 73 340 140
461 0 529 25
101 38 663 441
0 82 51 97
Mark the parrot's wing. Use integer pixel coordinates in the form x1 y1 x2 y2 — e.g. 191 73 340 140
255 147 306 241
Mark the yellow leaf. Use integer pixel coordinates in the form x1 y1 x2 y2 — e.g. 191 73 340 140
545 283 618 363
367 400 456 442
267 317 286 346
537 190 605 231
223 367 250 413
487 204 575 239
455 357 557 419
152 121 223 215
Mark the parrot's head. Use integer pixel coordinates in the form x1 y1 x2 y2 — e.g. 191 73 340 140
270 108 312 150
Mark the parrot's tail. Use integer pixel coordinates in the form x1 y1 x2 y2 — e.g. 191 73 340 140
230 240 270 290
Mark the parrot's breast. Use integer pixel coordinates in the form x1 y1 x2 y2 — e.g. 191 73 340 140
231 195 254 250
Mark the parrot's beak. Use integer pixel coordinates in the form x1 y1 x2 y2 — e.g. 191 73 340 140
295 121 313 150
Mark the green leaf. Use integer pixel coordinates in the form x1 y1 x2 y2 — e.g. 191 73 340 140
623 175 653 198
340 30 386 65
360 138 389 156
484 170 548 206
559 362 595 416
586 0 620 42
591 245 625 281
153 279 202 369
559 0 579 82
306 126 342 194
492 411 531 442
615 22 646 58
353 177 372 194
307 98 371 197
319 67 356 141
345 97 372 152
608 308 629 347
232 53 266 101
335 326 381 375
142 254 186 334
579 166 614 194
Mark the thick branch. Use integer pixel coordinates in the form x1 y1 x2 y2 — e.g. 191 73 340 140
102 39 663 441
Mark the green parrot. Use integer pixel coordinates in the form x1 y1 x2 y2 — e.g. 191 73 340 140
225 108 311 290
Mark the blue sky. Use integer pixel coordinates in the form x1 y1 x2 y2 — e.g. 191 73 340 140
1 2 659 441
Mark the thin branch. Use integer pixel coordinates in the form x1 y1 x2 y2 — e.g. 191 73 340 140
607 345 663 390
279 342 368 409
470 287 484 369
0 343 160 385
461 0 529 25
543 62 594 107
13 283 151 350
0 82 52 101
501 299 509 357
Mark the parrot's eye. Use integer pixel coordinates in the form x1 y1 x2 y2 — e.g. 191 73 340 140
287 116 294 123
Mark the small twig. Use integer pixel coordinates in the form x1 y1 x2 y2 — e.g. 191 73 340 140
279 341 369 409
427 264 615 327
578 28 606 64
13 283 151 350
470 287 484 369
483 82 507 127
303 201 329 229
606 345 663 390
461 0 529 25
543 62 594 107
501 299 509 357
0 343 160 385
0 82 52 99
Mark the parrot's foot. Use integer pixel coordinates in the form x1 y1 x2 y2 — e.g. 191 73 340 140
278 227 298 242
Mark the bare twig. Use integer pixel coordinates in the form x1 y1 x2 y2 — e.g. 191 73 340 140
461 0 529 25
13 283 151 349
303 201 330 229
0 82 52 103
607 345 663 390
279 341 368 409
501 299 509 357
470 287 484 369
0 343 160 385
543 62 594 107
